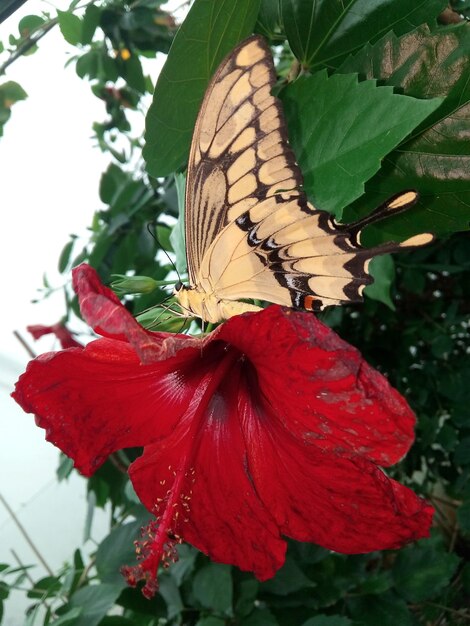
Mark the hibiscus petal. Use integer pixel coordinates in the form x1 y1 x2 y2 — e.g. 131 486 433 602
13 338 207 476
129 359 286 583
218 307 416 466
27 323 82 349
73 264 201 364
239 384 433 553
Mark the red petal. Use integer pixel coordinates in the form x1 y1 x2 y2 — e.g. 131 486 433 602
218 307 416 466
238 382 433 553
129 354 286 584
27 323 82 349
72 264 203 364
12 338 207 476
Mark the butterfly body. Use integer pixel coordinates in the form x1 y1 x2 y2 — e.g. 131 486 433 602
175 35 433 323
175 284 261 324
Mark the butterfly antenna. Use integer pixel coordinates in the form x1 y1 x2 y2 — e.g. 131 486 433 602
146 221 182 284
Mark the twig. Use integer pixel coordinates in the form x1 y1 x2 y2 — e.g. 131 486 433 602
75 555 95 590
10 548 36 587
0 492 54 576
0 18 57 76
13 330 36 359
11 549 54 614
108 452 130 474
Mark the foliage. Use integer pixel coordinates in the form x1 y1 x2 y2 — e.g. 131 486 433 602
2 0 470 625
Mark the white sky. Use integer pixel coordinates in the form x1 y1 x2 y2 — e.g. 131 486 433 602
0 1 173 621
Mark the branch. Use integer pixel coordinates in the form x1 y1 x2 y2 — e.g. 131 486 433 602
0 492 54 576
0 17 57 76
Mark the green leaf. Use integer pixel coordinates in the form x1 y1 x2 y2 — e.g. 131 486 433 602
392 540 460 602
261 557 313 595
18 15 45 37
457 500 470 533
339 24 470 239
118 53 146 93
76 49 100 79
56 454 74 481
281 71 442 218
58 236 77 273
156 224 172 252
462 562 470 593
27 575 62 599
302 616 352 626
241 609 279 626
192 562 233 615
170 544 198 585
454 437 470 466
144 0 261 177
364 255 396 310
159 575 183 619
281 0 447 69
81 4 100 45
95 520 143 584
347 592 413 626
69 584 123 626
99 163 127 205
196 618 225 626
57 10 83 46
255 0 283 40
0 81 27 106
48 608 82 626
235 578 259 617
83 490 96 542
169 173 188 275
99 618 136 626
0 582 8 603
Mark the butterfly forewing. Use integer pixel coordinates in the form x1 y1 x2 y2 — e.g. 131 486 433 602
185 35 303 285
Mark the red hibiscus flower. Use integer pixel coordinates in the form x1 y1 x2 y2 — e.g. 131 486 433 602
12 264 433 598
27 322 82 349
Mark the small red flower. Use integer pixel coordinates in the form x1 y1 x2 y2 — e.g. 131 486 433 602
13 264 433 598
27 322 82 349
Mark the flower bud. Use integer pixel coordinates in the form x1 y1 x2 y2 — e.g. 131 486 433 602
111 275 159 295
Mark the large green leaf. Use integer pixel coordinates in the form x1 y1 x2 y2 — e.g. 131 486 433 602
57 10 83 46
392 539 460 602
255 0 283 40
69 584 123 626
281 0 447 69
192 563 233 615
339 24 470 240
347 592 413 626
281 71 441 218
363 255 396 310
95 520 143 584
144 0 261 177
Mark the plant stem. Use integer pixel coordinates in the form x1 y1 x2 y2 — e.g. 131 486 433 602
0 492 54 576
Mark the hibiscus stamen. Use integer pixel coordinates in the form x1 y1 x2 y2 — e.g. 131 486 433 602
121 464 186 598
122 347 241 598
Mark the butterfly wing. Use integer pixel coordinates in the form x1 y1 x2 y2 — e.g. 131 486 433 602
198 190 432 311
185 35 302 285
186 35 432 312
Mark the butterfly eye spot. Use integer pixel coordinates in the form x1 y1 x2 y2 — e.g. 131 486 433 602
174 281 184 293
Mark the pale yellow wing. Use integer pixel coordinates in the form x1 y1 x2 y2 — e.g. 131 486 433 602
185 35 302 285
187 35 433 313
198 190 432 311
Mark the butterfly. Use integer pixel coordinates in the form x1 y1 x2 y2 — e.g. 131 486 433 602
174 35 433 324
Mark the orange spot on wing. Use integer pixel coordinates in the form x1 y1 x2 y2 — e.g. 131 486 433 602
303 295 316 311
